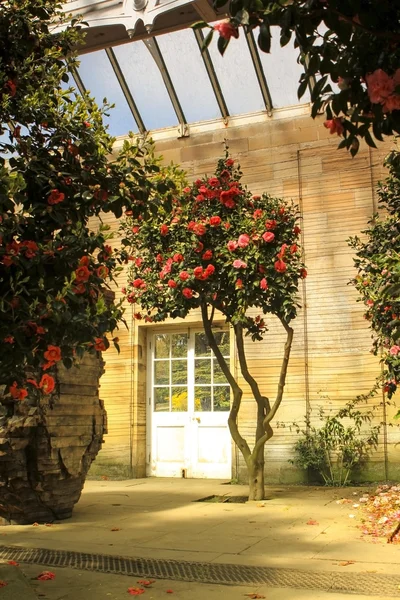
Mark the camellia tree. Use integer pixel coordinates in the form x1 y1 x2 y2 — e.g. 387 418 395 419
0 0 179 522
121 154 306 500
197 0 400 155
349 149 400 407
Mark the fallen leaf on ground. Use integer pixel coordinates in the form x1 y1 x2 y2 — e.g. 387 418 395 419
0 581 7 587
36 571 55 581
127 587 145 595
111 527 121 531
7 560 19 566
137 580 155 586
306 519 319 525
244 594 265 599
339 561 355 567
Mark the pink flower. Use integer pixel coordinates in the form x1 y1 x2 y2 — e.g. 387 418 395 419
233 259 247 269
237 234 250 248
383 94 400 113
389 345 400 356
262 232 275 243
324 118 344 136
182 288 193 299
210 216 221 226
366 69 394 104
183 187 191 194
160 224 169 236
260 278 268 290
274 259 287 273
179 271 190 281
227 240 238 251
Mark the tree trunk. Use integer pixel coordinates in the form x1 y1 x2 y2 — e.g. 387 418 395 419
248 453 265 501
0 353 106 524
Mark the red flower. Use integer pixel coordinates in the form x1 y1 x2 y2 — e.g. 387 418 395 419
44 345 62 363
323 118 344 136
194 242 204 253
83 121 91 128
131 226 140 234
47 189 65 205
209 216 221 226
290 244 298 254
365 69 394 104
237 234 250 248
22 240 39 258
235 279 243 289
196 194 205 203
193 223 206 236
182 288 193 299
94 337 107 351
227 240 238 251
5 79 17 96
135 258 143 267
160 224 169 236
156 254 163 263
133 278 146 288
293 226 301 235
75 265 91 282
182 187 191 194
274 259 287 273
96 265 109 278
7 560 19 566
260 278 268 290
225 158 235 166
265 220 277 230
167 279 177 288
179 271 190 281
127 588 145 596
0 581 8 588
36 571 55 581
9 382 28 401
253 209 263 219
4 336 14 344
205 264 215 276
193 266 204 279
202 250 213 260
262 232 275 243
300 268 307 279
39 375 55 395
208 177 220 187
73 283 86 294
173 253 184 263
233 259 247 269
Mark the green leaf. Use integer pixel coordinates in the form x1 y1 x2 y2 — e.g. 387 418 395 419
217 34 229 56
191 21 208 30
202 29 214 52
258 23 271 53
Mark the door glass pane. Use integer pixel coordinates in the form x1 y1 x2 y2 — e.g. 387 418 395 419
213 361 227 384
195 333 210 357
214 331 230 356
195 359 211 384
171 333 187 358
154 387 169 411
195 386 212 412
154 360 169 385
155 334 170 358
214 386 230 411
171 360 187 384
171 387 188 411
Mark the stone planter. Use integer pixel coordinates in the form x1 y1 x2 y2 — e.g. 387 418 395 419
0 353 107 524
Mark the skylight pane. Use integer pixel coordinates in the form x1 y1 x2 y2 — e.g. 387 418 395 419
207 32 265 116
258 27 311 108
113 41 177 131
156 29 221 123
77 50 138 137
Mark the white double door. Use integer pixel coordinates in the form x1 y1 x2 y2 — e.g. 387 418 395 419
147 329 232 479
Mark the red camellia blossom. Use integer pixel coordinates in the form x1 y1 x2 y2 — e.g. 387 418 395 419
293 226 301 235
132 278 146 289
36 571 55 581
173 253 184 263
44 345 62 363
75 265 91 282
225 158 235 167
193 266 204 279
22 240 39 258
290 244 298 254
47 189 65 205
208 177 220 187
260 278 268 290
265 220 277 230
167 279 177 288
182 287 193 299
202 250 213 260
160 224 169 236
365 69 395 104
253 209 263 219
262 232 275 243
131 226 140 234
209 216 221 226
205 264 215 276
237 234 250 248
227 240 238 251
214 21 239 40
274 259 287 273
127 588 145 596
39 374 55 395
5 79 17 96
79 256 90 267
4 336 14 344
233 259 247 269
235 279 243 289
179 271 190 281
9 382 28 400
193 223 206 236
96 265 109 278
300 268 307 279
94 337 107 351
73 283 86 294
324 118 344 136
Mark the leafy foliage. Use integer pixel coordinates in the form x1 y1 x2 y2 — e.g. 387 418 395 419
0 1 178 400
290 399 380 486
349 149 400 404
198 0 400 153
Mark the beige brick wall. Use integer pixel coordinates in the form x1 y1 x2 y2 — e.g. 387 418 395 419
92 110 396 484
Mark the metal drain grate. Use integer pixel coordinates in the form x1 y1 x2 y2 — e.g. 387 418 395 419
0 545 398 596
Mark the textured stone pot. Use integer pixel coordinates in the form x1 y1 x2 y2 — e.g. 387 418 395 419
0 353 107 524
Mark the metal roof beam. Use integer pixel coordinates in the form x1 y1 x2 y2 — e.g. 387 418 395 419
245 30 273 115
143 38 189 138
193 28 229 123
105 47 146 135
70 65 87 96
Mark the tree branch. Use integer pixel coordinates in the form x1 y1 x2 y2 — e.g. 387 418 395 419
200 302 251 462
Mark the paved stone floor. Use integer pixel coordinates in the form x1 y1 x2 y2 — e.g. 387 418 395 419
0 479 399 599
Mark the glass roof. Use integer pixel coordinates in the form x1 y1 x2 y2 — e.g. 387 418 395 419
75 25 309 136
